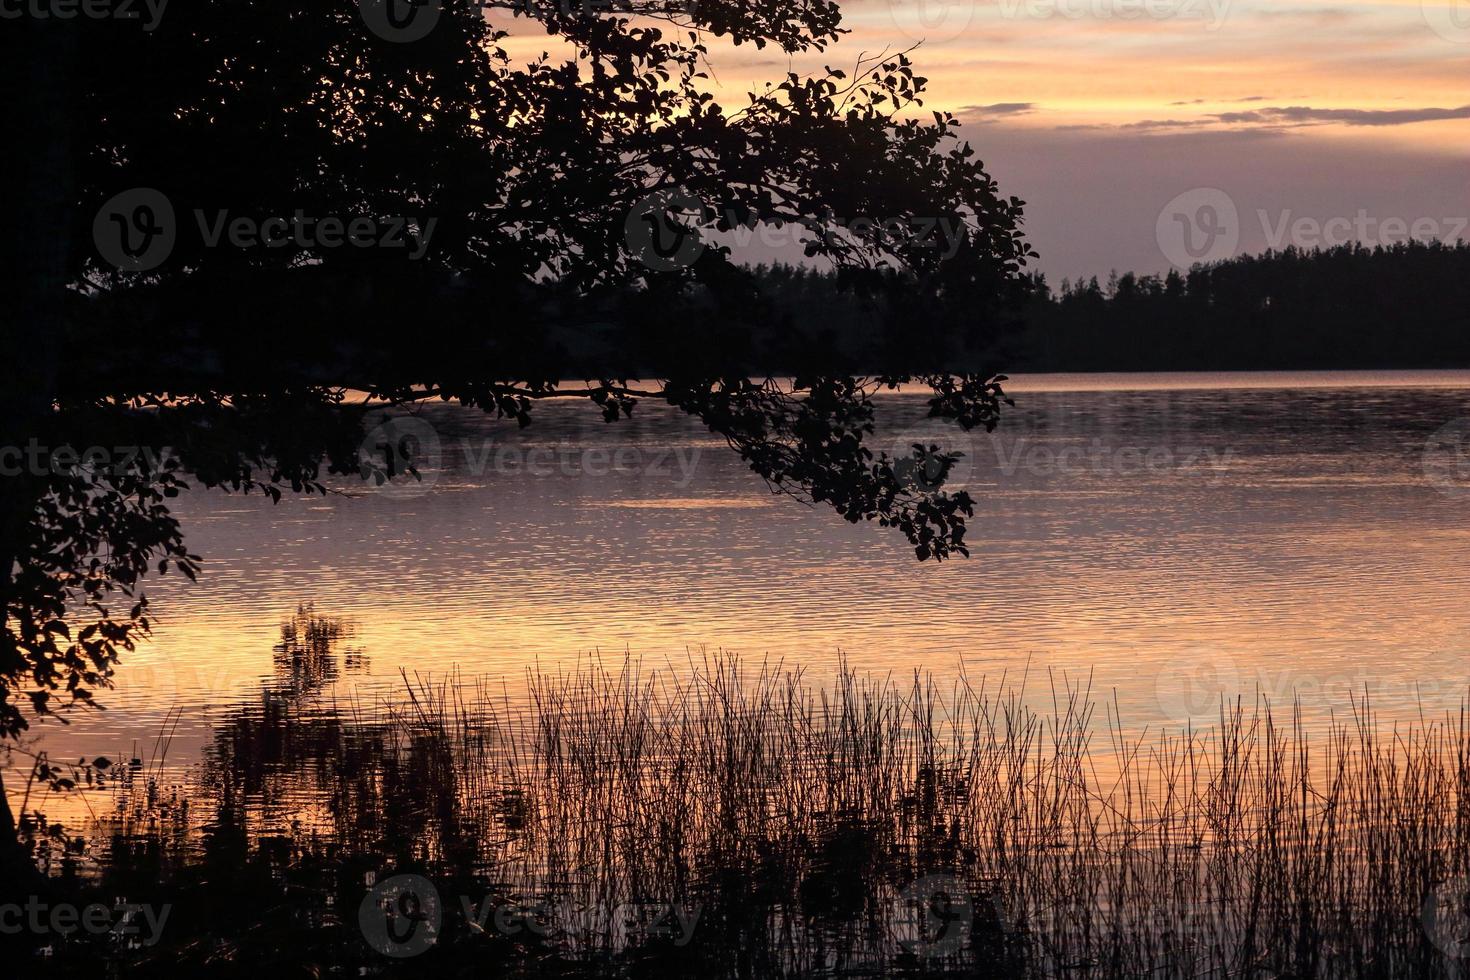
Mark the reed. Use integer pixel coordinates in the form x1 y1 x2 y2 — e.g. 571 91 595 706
90 649 1470 978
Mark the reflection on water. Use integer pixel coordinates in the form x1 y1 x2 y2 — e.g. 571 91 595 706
18 370 1470 797
40 615 1470 977
271 602 368 696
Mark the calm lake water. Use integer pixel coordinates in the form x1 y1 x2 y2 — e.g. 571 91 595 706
16 370 1470 812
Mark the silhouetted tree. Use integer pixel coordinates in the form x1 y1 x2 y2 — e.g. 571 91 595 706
0 0 1035 881
1011 242 1470 371
748 242 1470 371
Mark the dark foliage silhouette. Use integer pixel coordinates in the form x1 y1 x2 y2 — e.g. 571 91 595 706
744 242 1470 372
0 1 1035 879
1017 242 1470 371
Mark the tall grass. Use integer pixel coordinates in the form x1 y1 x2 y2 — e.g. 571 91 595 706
217 654 1466 978
92 647 1470 977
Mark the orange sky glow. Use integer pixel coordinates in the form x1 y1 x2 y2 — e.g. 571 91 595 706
496 0 1468 278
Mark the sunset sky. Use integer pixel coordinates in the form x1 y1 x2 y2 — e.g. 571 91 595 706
564 0 1470 280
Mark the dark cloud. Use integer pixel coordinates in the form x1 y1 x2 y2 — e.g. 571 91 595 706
1215 104 1470 127
1215 111 1271 124
1080 103 1470 136
959 102 1038 120
1166 96 1273 108
1120 119 1209 131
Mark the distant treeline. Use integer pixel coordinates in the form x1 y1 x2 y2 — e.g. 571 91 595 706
750 241 1470 372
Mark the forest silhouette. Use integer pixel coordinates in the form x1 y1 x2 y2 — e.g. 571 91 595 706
747 241 1470 372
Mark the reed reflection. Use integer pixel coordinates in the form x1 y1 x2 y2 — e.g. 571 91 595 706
40 605 1467 977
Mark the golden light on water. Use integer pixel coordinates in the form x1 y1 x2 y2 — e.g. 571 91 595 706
19 372 1470 816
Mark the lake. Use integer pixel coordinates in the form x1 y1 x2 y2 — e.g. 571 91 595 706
17 370 1470 812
